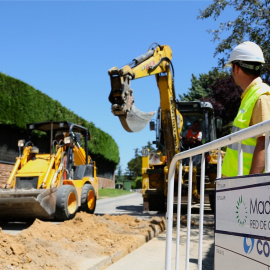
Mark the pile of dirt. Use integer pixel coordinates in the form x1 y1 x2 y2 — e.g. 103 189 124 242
0 213 165 270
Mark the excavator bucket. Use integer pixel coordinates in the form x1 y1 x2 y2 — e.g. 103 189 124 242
119 104 155 132
108 67 155 133
0 188 57 221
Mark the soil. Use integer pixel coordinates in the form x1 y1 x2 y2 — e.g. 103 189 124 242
0 213 165 270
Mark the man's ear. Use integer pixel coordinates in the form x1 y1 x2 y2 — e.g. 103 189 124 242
234 64 241 74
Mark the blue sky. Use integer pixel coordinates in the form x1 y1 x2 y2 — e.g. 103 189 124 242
0 1 232 171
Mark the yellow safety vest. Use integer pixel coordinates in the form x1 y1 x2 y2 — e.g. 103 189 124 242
222 83 270 177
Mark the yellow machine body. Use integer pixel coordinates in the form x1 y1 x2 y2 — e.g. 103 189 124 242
108 44 222 211
0 121 98 221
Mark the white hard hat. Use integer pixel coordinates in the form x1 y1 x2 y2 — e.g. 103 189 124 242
225 41 265 67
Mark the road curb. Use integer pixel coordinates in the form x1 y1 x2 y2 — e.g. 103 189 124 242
81 216 166 270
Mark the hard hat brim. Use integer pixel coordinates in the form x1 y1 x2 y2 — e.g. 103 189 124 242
224 61 232 68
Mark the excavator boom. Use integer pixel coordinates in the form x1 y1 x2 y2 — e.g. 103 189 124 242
108 43 185 212
108 44 173 133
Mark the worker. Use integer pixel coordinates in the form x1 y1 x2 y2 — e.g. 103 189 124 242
182 120 202 148
181 120 202 169
181 120 202 203
222 41 270 177
55 131 64 145
52 131 64 153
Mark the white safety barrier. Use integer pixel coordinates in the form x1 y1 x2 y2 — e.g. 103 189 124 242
165 119 270 270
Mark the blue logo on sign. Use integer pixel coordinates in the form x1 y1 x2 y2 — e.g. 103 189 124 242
244 237 255 254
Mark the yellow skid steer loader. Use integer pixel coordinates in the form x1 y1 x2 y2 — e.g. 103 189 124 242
0 121 98 221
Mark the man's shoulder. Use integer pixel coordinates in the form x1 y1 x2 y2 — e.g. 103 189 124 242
257 93 270 102
259 82 270 92
251 93 270 125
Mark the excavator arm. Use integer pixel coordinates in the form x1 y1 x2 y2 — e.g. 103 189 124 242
108 43 182 164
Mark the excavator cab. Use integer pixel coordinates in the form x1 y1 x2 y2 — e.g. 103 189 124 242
178 101 217 146
145 101 221 209
176 101 222 206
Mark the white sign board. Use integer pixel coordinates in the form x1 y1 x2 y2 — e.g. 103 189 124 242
215 173 270 269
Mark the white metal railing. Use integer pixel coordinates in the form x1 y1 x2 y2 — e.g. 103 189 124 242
165 119 270 270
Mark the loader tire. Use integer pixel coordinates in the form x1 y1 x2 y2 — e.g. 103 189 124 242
55 185 78 220
80 183 96 214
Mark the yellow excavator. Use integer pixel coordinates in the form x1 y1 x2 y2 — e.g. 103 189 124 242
108 43 221 211
0 121 98 221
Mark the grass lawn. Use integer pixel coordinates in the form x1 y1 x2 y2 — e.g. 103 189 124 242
98 188 133 199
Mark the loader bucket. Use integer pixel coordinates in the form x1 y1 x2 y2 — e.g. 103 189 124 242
0 187 57 221
119 104 155 132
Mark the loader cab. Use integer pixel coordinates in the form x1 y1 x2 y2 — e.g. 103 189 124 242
26 121 90 161
22 121 93 182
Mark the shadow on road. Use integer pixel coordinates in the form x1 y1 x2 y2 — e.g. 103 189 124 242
0 220 34 233
95 204 166 218
116 204 143 213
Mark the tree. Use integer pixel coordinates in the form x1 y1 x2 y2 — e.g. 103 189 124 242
198 0 270 81
203 75 242 136
145 141 155 152
125 141 154 181
179 68 229 101
125 148 142 180
206 76 242 126
179 68 242 136
131 177 142 189
115 164 124 183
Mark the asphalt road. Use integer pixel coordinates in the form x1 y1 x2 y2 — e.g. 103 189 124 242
96 192 144 215
95 192 163 218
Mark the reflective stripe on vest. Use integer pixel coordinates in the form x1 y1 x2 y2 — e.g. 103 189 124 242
227 126 257 154
227 143 255 154
222 83 270 177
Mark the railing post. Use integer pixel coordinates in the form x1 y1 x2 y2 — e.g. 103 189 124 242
198 153 205 270
185 157 193 270
175 161 183 269
165 163 176 270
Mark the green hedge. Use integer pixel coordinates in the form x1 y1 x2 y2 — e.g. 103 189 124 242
0 72 119 165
